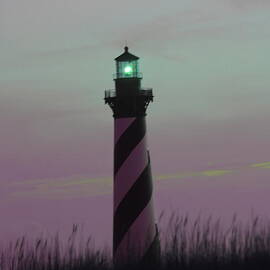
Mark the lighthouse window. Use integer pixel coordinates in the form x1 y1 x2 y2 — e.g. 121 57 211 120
124 65 133 74
116 61 139 78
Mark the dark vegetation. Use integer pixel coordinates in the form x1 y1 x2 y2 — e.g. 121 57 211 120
1 212 270 270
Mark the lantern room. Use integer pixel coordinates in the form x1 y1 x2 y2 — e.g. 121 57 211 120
114 46 142 79
105 46 153 114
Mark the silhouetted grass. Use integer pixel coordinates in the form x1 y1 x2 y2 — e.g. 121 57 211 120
1 212 270 270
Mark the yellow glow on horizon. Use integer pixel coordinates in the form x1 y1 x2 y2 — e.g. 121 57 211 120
250 162 270 168
200 170 234 177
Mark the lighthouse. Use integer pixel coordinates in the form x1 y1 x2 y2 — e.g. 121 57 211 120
104 47 160 265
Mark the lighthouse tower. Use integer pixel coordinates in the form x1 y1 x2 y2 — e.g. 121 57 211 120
104 47 159 265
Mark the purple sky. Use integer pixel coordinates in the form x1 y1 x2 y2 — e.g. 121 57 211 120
1 0 270 251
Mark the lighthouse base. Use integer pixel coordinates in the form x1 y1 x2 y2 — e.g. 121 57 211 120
113 223 161 267
141 224 161 265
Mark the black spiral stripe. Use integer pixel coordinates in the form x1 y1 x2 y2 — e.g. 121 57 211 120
114 117 146 175
113 157 153 252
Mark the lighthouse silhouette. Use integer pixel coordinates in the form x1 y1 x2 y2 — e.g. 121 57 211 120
104 47 160 265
